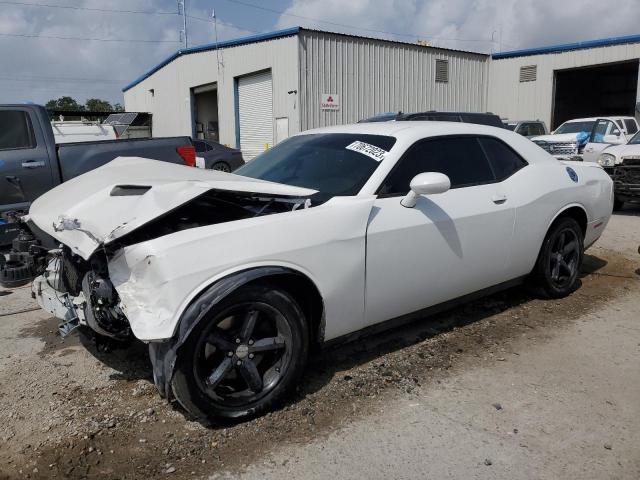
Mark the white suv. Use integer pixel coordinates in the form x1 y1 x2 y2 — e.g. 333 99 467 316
531 116 639 161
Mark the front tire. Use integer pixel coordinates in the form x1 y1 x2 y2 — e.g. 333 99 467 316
211 162 231 172
532 217 584 298
171 285 308 424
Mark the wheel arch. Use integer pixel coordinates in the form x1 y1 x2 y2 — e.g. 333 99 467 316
148 265 325 398
547 203 588 238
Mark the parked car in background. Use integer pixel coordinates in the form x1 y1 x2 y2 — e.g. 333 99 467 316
585 130 640 210
531 116 639 161
0 104 195 247
193 139 244 171
18 121 613 423
503 120 548 138
359 111 505 128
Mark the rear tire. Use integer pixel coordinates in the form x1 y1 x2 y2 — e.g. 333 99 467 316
211 162 231 172
532 217 584 298
171 285 308 424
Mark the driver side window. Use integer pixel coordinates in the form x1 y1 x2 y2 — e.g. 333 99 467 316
378 136 495 196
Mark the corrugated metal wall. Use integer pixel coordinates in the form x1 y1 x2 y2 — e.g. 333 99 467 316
488 43 640 127
298 31 490 130
123 35 300 147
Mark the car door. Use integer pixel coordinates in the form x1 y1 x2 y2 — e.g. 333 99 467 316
0 107 55 209
364 135 518 328
583 119 625 162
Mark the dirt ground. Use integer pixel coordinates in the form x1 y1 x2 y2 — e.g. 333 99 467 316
0 208 638 480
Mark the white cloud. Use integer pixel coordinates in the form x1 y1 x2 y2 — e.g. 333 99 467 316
0 0 252 105
276 0 640 52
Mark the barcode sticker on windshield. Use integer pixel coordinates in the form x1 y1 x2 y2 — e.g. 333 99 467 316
345 141 388 162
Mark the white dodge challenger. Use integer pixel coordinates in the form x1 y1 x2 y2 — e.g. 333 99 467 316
26 122 613 422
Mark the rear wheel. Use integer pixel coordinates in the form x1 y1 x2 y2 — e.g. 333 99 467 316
171 285 308 423
532 217 584 298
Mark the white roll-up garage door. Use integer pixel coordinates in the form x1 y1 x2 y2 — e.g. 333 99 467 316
237 70 273 160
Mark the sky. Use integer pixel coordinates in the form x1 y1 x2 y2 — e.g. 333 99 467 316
0 0 638 106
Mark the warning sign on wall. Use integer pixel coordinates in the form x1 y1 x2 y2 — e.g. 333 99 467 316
321 93 340 111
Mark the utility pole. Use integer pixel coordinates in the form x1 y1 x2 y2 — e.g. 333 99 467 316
177 0 188 49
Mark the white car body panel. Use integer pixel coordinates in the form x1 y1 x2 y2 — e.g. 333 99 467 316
28 122 613 344
365 183 515 327
107 195 375 341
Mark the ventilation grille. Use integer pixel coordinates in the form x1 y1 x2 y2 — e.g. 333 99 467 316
435 59 449 83
519 65 537 82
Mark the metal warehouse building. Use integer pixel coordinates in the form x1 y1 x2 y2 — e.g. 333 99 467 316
123 28 640 156
488 34 640 129
123 27 489 159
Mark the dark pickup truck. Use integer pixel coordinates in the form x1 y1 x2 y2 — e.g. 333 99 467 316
1 104 195 245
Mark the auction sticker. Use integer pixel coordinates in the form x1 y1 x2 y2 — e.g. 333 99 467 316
346 141 388 162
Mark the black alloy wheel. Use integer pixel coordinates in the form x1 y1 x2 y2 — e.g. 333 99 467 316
533 217 584 298
171 285 308 423
194 302 292 406
548 228 580 290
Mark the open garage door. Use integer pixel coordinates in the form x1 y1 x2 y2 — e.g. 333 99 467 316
552 60 639 129
192 83 219 142
237 70 274 160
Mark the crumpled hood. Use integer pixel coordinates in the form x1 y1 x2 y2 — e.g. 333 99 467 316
27 157 316 259
531 133 580 143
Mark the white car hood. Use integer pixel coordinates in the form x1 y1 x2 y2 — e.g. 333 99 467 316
531 133 579 143
28 157 316 259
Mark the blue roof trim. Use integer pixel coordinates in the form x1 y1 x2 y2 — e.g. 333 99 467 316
493 33 640 59
122 27 300 92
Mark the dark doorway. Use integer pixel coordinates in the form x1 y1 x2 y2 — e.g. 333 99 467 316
191 83 219 142
552 60 639 129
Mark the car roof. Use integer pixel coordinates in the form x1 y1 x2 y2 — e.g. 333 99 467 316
564 116 635 123
301 121 512 139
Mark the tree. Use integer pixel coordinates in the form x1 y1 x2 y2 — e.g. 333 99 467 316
85 98 114 112
112 103 125 112
45 96 85 111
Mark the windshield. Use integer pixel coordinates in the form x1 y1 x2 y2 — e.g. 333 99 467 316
628 131 640 145
555 121 595 134
504 123 517 131
235 133 396 196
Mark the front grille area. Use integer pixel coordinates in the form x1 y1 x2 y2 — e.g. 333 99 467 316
60 249 87 296
533 141 578 156
613 164 640 196
621 157 640 166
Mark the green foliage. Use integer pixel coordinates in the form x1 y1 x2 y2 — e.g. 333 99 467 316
45 96 85 111
46 97 125 112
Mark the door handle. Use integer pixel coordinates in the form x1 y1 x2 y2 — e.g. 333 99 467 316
492 194 507 204
21 160 45 169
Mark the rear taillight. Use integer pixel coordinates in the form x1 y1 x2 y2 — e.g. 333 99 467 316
177 145 196 167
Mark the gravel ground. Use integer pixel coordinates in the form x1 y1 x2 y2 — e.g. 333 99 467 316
0 207 638 479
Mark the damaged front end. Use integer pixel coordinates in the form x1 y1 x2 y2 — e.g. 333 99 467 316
11 187 317 342
31 248 130 338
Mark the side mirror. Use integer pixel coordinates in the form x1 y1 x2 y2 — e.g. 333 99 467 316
400 172 451 208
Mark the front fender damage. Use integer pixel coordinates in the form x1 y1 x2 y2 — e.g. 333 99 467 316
148 266 303 398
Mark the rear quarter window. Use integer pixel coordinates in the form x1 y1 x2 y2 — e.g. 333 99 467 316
479 137 528 180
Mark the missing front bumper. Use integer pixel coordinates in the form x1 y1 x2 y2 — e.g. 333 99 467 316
32 275 85 337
